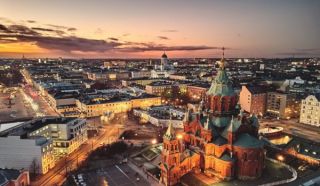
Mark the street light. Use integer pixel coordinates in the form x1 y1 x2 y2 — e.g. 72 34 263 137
177 134 183 139
277 155 285 162
151 139 157 145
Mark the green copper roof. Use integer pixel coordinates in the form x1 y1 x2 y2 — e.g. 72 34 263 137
227 117 241 133
207 68 235 96
233 133 264 148
220 152 235 162
213 117 231 128
213 136 227 146
250 114 259 127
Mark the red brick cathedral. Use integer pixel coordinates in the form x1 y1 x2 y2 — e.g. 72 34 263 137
160 52 265 186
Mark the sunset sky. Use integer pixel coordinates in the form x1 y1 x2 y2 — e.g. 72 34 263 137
0 0 319 58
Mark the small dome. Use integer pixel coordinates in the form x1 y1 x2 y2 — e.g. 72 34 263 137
161 52 168 58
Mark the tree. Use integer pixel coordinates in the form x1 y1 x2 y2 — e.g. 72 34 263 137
29 158 40 179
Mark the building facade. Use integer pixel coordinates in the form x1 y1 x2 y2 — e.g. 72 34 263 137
300 95 320 127
0 135 55 174
160 56 265 186
266 92 300 119
0 117 87 174
239 85 267 115
77 95 161 117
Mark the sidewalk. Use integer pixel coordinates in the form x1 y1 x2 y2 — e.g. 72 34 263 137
127 161 162 186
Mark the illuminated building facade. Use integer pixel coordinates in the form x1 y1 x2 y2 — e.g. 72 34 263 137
77 94 161 117
0 117 87 174
266 91 299 119
160 51 265 185
239 85 267 116
300 95 320 127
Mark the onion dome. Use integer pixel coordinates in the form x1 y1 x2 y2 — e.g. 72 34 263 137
207 48 235 97
161 52 168 58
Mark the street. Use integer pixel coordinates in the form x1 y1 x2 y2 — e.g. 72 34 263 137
31 124 121 186
260 119 320 142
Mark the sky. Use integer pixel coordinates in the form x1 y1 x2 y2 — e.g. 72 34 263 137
0 0 319 58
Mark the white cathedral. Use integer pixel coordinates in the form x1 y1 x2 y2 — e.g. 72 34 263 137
151 52 175 78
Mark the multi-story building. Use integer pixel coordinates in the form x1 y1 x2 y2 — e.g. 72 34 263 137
0 117 87 174
130 70 151 79
27 118 87 157
145 81 173 96
77 94 161 117
266 92 287 119
266 91 300 119
121 78 160 87
87 70 130 81
239 85 267 115
160 56 264 186
300 95 320 126
186 83 210 101
0 134 55 174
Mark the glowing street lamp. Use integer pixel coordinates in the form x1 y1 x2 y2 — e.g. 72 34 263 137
151 139 157 144
277 155 285 161
177 134 183 139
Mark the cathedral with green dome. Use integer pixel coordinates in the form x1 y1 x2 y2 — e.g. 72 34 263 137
160 48 265 186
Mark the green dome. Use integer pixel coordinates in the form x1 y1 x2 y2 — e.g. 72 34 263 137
207 68 235 96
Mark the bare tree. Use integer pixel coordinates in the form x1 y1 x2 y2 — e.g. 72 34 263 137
29 158 40 179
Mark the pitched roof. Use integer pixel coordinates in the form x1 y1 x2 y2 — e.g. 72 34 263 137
163 120 175 140
220 152 235 162
227 116 242 133
213 137 228 146
246 85 267 94
234 133 264 148
212 117 231 128
207 66 235 97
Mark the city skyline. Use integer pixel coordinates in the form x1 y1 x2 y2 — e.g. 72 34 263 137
0 0 320 58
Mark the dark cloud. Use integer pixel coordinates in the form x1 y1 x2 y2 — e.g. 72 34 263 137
31 27 55 32
31 27 66 36
67 27 77 32
108 37 119 41
46 24 76 32
0 20 217 54
0 34 122 52
7 25 39 36
27 20 36 23
119 43 217 52
0 22 121 52
0 24 11 33
162 29 178 33
158 36 169 40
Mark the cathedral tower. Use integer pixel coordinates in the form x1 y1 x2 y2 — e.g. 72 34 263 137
161 120 183 186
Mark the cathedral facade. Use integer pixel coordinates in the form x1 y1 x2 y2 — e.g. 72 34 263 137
160 55 265 186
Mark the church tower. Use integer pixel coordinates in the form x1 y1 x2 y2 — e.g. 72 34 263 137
206 47 238 116
161 120 183 186
160 52 168 71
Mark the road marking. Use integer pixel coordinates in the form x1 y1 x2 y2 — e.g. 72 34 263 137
115 165 138 186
